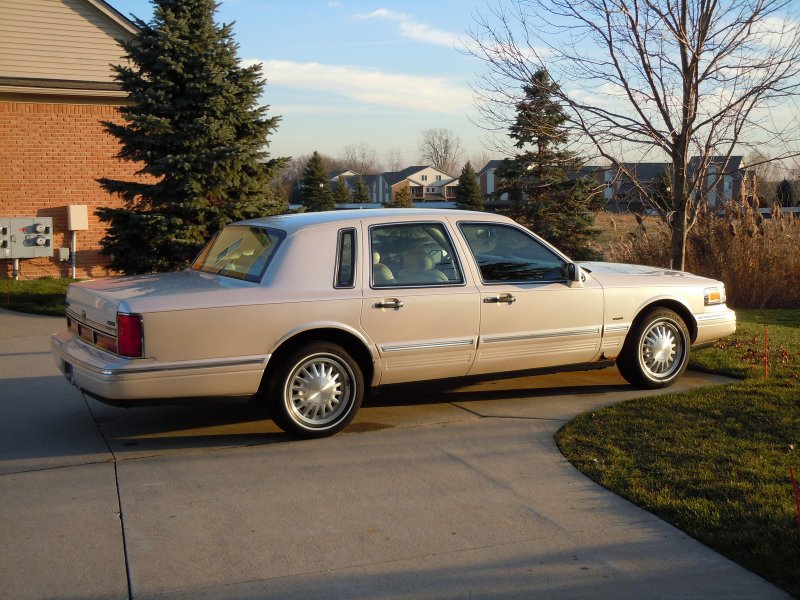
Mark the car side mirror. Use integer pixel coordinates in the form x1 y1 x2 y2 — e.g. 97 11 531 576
568 263 584 288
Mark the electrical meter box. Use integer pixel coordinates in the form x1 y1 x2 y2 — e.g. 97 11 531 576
1 217 54 258
0 219 9 258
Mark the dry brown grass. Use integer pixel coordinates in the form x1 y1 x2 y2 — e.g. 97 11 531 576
605 202 800 308
593 211 640 248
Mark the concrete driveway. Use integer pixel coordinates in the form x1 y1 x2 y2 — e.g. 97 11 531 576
0 308 787 599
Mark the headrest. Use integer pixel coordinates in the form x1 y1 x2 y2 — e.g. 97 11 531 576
404 251 433 271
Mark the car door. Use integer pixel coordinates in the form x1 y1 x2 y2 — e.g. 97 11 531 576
458 222 604 376
360 221 480 385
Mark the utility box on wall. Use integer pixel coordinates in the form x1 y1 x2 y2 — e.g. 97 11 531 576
67 205 89 231
0 217 54 258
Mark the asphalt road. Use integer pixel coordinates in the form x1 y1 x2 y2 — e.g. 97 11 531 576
0 308 787 599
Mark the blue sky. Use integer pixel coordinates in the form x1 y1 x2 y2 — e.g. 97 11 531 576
108 0 496 168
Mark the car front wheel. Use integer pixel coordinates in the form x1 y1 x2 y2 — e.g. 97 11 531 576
271 342 364 438
617 308 690 389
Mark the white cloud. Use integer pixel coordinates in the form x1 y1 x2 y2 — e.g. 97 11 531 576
354 8 460 48
247 59 473 114
749 16 800 49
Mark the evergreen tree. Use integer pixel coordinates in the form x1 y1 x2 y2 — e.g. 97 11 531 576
335 175 351 204
455 161 485 211
496 70 603 260
97 0 286 274
354 176 371 203
648 169 673 215
299 151 334 212
776 178 796 207
386 186 414 208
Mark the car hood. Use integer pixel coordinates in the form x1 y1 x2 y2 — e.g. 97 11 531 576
577 261 719 286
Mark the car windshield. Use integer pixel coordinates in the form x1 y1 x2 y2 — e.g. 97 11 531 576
191 226 284 282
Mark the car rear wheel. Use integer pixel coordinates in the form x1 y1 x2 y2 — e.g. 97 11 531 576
270 342 364 438
617 308 690 389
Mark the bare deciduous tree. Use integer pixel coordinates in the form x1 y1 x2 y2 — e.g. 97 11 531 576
418 128 464 176
340 143 380 175
745 150 780 202
463 150 498 175
468 0 800 269
384 148 405 172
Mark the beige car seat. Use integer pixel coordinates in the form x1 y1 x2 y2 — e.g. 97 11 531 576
372 251 395 285
396 250 448 284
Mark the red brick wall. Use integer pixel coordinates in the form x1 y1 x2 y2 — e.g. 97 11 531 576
0 100 146 279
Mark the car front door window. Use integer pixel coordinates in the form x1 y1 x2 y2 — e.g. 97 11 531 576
459 223 567 283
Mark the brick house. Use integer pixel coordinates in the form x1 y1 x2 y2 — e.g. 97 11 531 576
0 0 142 279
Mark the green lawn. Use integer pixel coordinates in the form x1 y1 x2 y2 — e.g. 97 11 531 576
0 277 73 316
557 308 800 596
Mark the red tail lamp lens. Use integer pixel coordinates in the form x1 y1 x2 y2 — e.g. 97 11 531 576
117 313 143 357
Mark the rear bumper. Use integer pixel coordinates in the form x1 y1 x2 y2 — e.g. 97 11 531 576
51 330 269 404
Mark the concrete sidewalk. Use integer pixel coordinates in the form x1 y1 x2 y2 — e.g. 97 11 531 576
0 308 787 599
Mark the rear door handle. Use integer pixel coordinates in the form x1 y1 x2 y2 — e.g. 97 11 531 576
374 299 404 309
483 294 516 304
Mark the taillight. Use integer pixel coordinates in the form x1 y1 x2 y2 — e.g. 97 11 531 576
117 313 143 358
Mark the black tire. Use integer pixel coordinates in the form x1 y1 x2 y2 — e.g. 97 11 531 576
617 308 690 389
269 342 364 438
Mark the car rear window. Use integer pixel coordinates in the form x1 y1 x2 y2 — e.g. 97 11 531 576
191 226 284 282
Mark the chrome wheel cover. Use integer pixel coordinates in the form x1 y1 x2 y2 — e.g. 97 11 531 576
639 319 685 381
284 353 355 428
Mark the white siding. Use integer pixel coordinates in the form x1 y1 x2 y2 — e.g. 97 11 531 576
0 0 133 83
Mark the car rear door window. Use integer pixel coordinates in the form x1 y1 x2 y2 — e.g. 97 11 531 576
369 223 464 287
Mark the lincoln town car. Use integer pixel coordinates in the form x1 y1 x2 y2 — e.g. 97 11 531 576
52 209 736 437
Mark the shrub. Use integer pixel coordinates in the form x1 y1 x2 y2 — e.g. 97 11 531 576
608 201 800 308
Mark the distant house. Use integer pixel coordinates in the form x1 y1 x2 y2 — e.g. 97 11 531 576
607 162 672 212
0 0 140 279
688 156 756 207
327 169 360 197
477 159 505 199
375 166 458 204
477 159 610 206
477 156 756 213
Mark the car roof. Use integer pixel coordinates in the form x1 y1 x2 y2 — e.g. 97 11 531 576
236 208 512 234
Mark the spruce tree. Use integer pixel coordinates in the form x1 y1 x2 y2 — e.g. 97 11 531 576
649 169 673 215
386 186 414 208
354 176 371 203
496 69 603 260
299 151 334 212
455 161 484 211
335 175 351 204
776 178 796 207
97 0 286 274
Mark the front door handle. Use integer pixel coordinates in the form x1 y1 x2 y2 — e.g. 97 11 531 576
374 298 404 309
483 294 516 304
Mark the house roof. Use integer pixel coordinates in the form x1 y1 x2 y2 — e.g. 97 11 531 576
382 165 457 187
688 156 745 174
477 159 505 175
615 162 672 181
328 169 359 180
